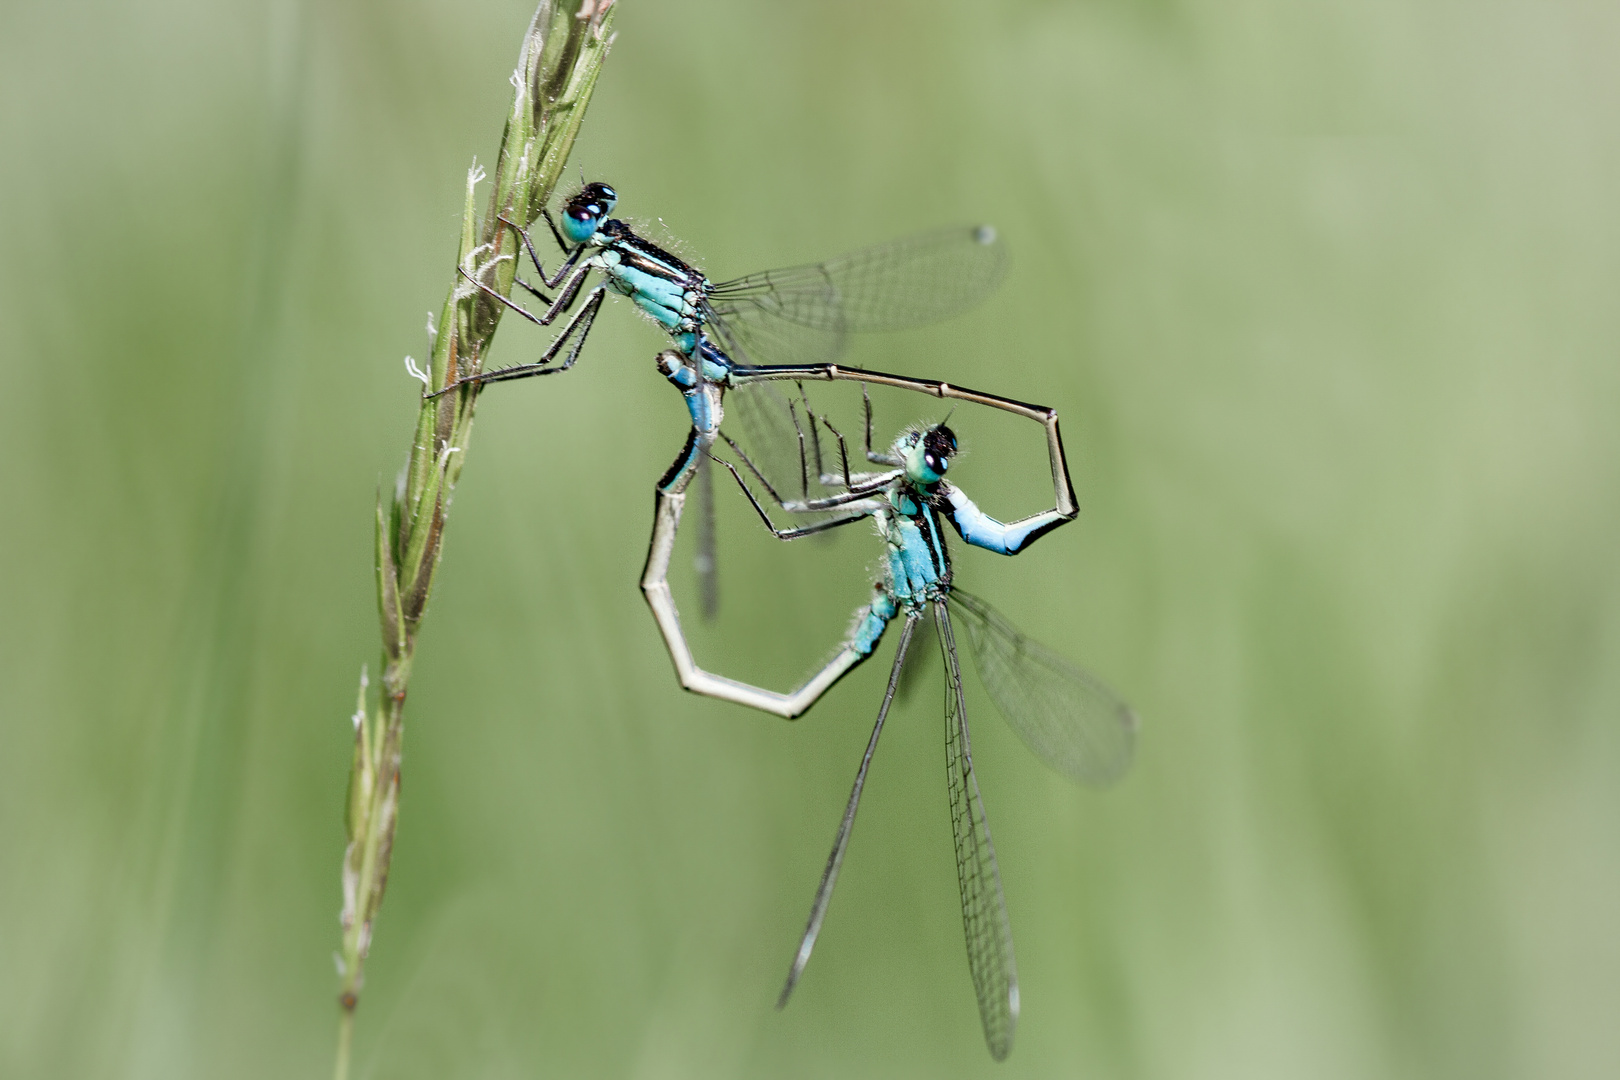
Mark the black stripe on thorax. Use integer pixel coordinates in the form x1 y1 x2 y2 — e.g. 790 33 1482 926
909 490 953 583
608 226 706 288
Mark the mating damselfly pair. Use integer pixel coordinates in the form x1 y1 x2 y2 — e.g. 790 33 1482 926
433 184 1137 1061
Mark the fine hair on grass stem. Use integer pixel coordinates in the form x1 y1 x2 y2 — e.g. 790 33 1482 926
330 4 616 1078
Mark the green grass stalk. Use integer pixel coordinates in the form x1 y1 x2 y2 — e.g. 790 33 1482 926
332 4 616 1076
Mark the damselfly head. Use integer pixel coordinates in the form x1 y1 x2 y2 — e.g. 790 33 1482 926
901 423 958 486
561 181 618 244
923 424 957 474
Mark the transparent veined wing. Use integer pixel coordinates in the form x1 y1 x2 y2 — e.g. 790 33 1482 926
719 378 817 500
704 225 1007 368
778 613 923 1009
712 225 1007 332
711 375 873 533
691 451 719 619
702 291 844 371
895 609 939 705
949 589 1137 789
936 601 1019 1062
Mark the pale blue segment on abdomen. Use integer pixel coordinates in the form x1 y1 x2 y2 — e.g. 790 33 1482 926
667 370 714 433
943 486 1063 555
850 592 899 657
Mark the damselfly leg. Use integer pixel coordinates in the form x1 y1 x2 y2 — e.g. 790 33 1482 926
709 455 879 540
498 210 588 293
430 280 606 396
429 267 605 397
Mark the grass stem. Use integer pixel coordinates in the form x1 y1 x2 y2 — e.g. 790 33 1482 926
330 4 616 1076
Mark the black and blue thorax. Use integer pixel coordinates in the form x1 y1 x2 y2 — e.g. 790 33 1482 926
880 480 956 609
844 425 1072 658
589 220 736 381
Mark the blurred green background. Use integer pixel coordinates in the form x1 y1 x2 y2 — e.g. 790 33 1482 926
3 0 1618 1076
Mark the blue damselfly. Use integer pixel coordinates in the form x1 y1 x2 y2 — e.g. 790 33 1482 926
435 183 1005 613
640 363 1136 1060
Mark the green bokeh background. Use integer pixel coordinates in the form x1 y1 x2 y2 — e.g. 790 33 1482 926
3 1 1617 1076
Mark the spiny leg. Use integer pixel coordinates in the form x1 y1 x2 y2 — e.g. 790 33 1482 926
791 383 855 492
864 384 880 463
717 431 789 507
856 384 903 467
715 433 886 512
778 611 921 1009
537 206 574 254
787 399 812 502
810 413 892 496
716 428 880 509
710 454 874 538
796 381 831 486
818 414 855 489
512 276 553 306
429 286 605 397
494 211 586 291
458 257 596 332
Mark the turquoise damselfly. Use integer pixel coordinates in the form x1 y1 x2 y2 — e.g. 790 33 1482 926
432 182 1005 614
640 362 1137 1060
